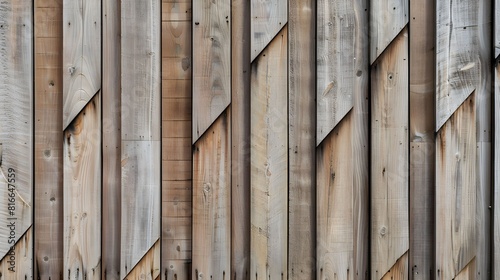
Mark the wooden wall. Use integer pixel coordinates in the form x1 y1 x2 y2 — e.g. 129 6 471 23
0 0 499 279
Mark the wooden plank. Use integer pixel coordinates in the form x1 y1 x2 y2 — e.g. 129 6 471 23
288 0 316 278
34 1 64 278
0 227 32 278
453 258 476 280
63 94 101 279
371 28 409 280
123 240 160 280
436 94 476 280
102 0 121 278
476 143 491 279
164 260 191 280
495 62 500 280
369 0 408 63
192 111 231 279
62 0 101 129
192 0 231 142
121 0 161 276
381 252 408 280
251 0 287 61
496 0 500 58
250 26 288 280
409 0 435 278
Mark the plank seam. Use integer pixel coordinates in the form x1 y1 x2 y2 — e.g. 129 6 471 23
0 225 32 263
316 107 353 148
435 89 476 133
121 238 160 279
250 23 289 64
370 24 409 67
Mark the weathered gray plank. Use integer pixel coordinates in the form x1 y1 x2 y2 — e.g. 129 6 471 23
0 227 32 278
192 0 231 142
371 28 409 280
495 61 500 280
123 240 160 280
251 26 288 280
250 0 287 61
289 0 316 278
496 0 500 58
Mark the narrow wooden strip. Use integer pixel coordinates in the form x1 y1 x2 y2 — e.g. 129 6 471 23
436 94 476 280
250 0 287 61
192 0 231 142
495 62 500 280
381 252 408 280
63 94 101 279
62 0 101 129
476 142 491 279
0 227 32 278
251 26 288 280
123 240 160 280
496 0 500 58
371 28 409 280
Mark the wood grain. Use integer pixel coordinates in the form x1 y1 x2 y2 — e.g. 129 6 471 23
453 258 476 280
250 26 288 280
63 94 101 280
495 62 500 280
62 0 101 129
251 0 287 61
123 239 160 280
371 28 409 280
381 252 408 280
34 0 64 277
0 227 32 278
496 0 500 58
164 260 191 280
192 0 231 142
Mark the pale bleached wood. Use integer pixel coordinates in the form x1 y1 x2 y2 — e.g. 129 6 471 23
495 62 500 280
476 143 491 279
121 0 161 276
250 26 288 280
289 0 316 279
192 110 231 279
371 28 409 280
453 258 476 280
496 0 500 58
369 0 408 63
102 0 121 278
192 0 231 142
0 227 32 278
34 1 64 277
62 0 101 129
381 252 408 280
123 239 160 280
436 94 476 280
409 0 435 278
231 0 251 278
63 94 101 279
0 0 33 262
250 0 287 61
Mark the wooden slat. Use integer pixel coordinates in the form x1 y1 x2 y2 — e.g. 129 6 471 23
495 62 500 280
0 0 33 261
369 0 408 63
250 0 287 61
496 0 500 58
371 28 409 280
409 0 435 278
0 227 32 278
453 258 476 280
192 0 231 142
62 0 101 129
164 260 191 280
192 110 231 279
34 1 64 277
250 26 288 280
63 94 101 279
123 240 160 280
121 0 161 276
381 252 408 280
102 0 121 278
436 94 476 280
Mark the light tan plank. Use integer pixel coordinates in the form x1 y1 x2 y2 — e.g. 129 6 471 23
62 0 101 129
453 258 476 280
369 0 408 63
381 252 408 280
34 1 64 277
0 227 32 278
102 0 121 278
63 94 101 279
192 0 231 142
192 111 231 279
288 0 316 278
123 240 160 280
436 94 476 280
371 28 409 280
0 0 33 261
250 0 287 61
251 26 288 280
476 142 491 279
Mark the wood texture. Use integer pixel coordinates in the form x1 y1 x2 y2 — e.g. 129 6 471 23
250 26 288 280
123 240 160 280
496 0 500 58
250 0 287 61
453 258 476 280
192 111 231 279
0 0 33 261
288 0 316 278
192 0 231 142
409 0 435 278
0 227 32 278
34 0 64 277
63 94 101 279
381 252 408 280
371 28 409 280
369 0 408 63
102 0 121 278
62 0 101 129
495 62 500 280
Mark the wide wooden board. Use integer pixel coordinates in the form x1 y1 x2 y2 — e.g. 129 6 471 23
250 0 287 61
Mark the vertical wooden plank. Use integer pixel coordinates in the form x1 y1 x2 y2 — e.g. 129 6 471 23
123 240 161 280
161 0 193 278
250 26 288 280
409 0 435 278
0 227 32 278
192 111 231 279
453 258 476 280
381 252 408 280
192 0 231 142
371 28 409 280
231 0 251 278
62 0 101 129
102 0 121 278
495 62 500 280
63 94 101 279
288 0 316 278
496 0 500 58
34 0 64 277
250 0 287 61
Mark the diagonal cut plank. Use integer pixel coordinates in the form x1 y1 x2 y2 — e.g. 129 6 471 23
123 239 160 280
453 257 476 280
251 0 287 61
381 251 408 280
0 227 32 278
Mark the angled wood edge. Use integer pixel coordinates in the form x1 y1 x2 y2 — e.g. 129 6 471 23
381 251 408 280
453 257 476 280
0 226 32 278
251 22 289 63
123 239 160 280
